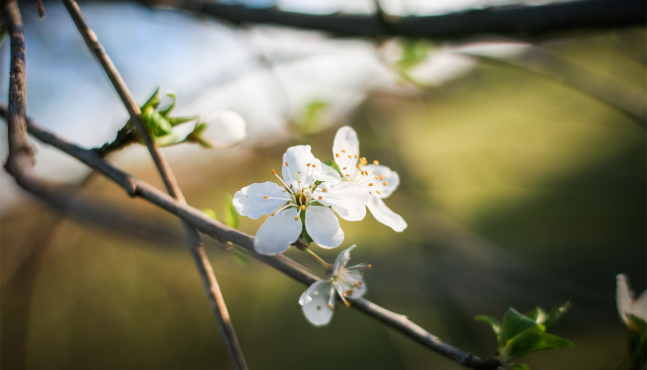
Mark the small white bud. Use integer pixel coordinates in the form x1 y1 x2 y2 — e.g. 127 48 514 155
200 110 246 148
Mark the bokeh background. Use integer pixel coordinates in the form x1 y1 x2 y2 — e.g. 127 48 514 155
1 1 645 369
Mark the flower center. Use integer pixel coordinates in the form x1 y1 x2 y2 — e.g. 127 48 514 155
335 149 380 183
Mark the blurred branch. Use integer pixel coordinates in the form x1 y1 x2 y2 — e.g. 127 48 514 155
124 0 647 40
0 104 501 370
457 47 646 127
60 1 248 369
93 125 138 157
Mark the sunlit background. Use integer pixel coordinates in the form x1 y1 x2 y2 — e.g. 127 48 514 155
1 1 645 369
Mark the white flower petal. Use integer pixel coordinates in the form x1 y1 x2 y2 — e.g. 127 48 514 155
318 163 343 183
332 245 356 274
305 206 344 249
346 273 367 299
253 207 302 255
617 274 634 324
233 182 290 220
333 126 359 169
366 194 407 232
362 164 400 199
332 204 366 221
633 289 647 322
282 145 321 188
200 110 246 148
299 280 334 326
314 182 369 211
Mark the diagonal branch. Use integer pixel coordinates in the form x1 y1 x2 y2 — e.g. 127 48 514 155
60 1 248 369
0 103 502 370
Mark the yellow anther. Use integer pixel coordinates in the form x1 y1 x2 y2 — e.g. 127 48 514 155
346 174 350 177
263 196 268 198
342 150 346 153
300 205 306 211
318 196 322 200
348 155 352 158
356 164 360 168
335 153 340 158
285 161 289 167
354 280 359 285
373 160 379 165
368 264 373 269
343 167 347 170
344 301 351 308
271 212 276 216
271 169 276 175
312 164 316 167
307 163 311 167
342 292 347 297
322 188 327 192
375 176 380 179
380 174 384 180
360 272 364 276
369 183 373 186
383 182 388 186
294 216 299 221
328 303 335 310
376 190 381 195
354 154 359 158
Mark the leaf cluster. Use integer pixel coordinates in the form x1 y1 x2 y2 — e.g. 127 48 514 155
475 302 573 368
128 87 198 146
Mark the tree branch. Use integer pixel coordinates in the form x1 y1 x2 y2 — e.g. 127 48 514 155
129 0 647 40
60 1 248 368
0 103 501 369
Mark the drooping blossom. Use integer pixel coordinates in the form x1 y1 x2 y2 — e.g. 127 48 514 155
299 245 370 326
233 145 368 255
318 126 407 232
616 274 647 328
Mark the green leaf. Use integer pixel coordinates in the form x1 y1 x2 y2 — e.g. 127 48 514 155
298 100 328 133
141 86 161 110
324 160 342 176
503 308 541 339
543 301 571 331
475 315 506 348
193 122 208 135
512 364 530 370
232 245 249 265
141 106 173 137
158 93 177 116
503 326 574 361
397 39 432 72
224 195 239 229
168 115 199 127
203 208 217 220
524 307 546 324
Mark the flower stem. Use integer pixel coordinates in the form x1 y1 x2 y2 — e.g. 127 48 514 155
305 248 332 270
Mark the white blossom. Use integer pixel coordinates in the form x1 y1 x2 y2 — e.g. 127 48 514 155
233 145 368 255
318 126 407 232
299 245 370 326
200 110 246 148
616 274 647 327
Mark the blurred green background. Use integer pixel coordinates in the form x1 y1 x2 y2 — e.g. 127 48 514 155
1 2 645 369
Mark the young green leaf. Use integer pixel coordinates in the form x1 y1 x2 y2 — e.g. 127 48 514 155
503 308 541 339
158 93 177 116
324 160 342 176
168 115 199 127
203 208 217 220
224 195 240 229
141 106 173 137
543 301 571 331
524 307 546 324
503 326 574 361
512 364 530 370
142 86 161 110
475 315 506 348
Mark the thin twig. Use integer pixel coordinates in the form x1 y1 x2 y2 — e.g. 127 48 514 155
0 104 502 370
60 1 248 368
